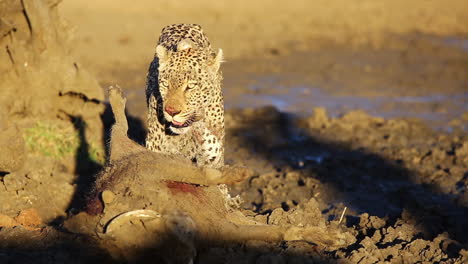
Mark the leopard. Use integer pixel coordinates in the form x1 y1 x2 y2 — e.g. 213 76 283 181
145 24 225 169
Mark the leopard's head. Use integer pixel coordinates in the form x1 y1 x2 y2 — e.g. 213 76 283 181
156 39 223 134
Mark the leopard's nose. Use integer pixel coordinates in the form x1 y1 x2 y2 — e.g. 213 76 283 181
165 106 181 116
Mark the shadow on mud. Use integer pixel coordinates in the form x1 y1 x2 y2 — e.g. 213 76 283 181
226 108 467 244
64 103 146 214
0 230 112 263
0 231 340 264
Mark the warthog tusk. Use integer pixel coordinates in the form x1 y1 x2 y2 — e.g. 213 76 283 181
104 209 161 234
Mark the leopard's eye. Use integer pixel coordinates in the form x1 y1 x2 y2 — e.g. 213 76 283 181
160 79 169 87
187 81 197 90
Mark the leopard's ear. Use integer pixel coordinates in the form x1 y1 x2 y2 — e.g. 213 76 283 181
209 49 224 72
156 45 169 64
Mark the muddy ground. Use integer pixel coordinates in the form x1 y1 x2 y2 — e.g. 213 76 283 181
1 0 467 263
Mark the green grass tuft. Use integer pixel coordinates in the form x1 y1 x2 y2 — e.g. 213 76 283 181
23 120 104 164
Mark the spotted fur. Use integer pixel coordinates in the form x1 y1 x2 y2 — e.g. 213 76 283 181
146 24 225 168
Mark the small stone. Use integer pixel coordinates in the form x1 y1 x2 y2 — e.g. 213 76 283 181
0 214 18 227
412 156 421 164
15 208 43 227
308 107 329 128
268 208 288 225
254 214 268 224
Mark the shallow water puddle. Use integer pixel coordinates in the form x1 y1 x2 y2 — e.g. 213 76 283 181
224 84 468 132
127 84 467 132
442 36 468 52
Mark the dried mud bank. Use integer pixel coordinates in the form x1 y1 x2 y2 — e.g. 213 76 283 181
0 0 107 222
